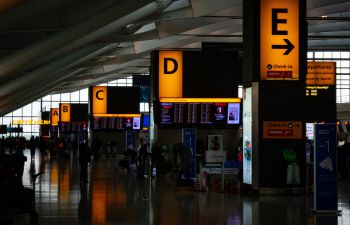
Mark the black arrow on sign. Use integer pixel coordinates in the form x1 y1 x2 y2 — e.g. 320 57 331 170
272 39 294 55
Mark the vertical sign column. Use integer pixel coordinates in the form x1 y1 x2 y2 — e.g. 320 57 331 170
260 0 299 80
182 128 196 179
51 108 59 126
60 103 71 122
314 124 338 213
158 51 183 98
92 86 107 115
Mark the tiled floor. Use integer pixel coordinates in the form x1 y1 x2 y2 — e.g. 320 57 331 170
7 149 350 225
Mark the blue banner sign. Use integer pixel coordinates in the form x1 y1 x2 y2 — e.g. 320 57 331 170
182 128 196 178
314 124 337 213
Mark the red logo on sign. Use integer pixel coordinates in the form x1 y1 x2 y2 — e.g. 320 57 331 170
267 129 293 136
267 71 292 78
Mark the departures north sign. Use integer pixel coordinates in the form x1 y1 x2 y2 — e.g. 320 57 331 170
260 0 299 80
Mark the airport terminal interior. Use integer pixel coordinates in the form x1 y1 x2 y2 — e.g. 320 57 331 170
0 0 350 224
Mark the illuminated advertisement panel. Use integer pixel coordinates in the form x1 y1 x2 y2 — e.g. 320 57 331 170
243 87 252 184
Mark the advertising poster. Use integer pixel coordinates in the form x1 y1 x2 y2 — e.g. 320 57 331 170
227 103 240 124
133 117 141 130
243 87 252 184
314 124 337 213
206 135 225 163
182 128 196 178
208 135 223 151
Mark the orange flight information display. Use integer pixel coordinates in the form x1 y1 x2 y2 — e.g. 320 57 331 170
260 0 299 80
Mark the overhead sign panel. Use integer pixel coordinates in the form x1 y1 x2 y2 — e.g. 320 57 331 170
92 86 107 114
159 51 183 98
60 103 71 123
260 0 299 80
51 108 59 126
263 121 302 139
306 62 335 86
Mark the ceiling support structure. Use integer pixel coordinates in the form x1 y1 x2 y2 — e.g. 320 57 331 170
0 0 173 82
0 0 174 116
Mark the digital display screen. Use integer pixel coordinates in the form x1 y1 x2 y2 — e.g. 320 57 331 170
187 103 199 124
174 103 185 124
213 103 227 124
227 103 240 124
93 117 102 130
92 117 141 131
124 117 133 129
60 122 87 133
143 115 150 127
200 103 213 124
160 103 173 124
158 102 241 127
133 117 141 130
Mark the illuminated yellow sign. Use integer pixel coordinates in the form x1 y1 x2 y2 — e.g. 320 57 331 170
51 108 59 126
159 97 241 103
159 51 183 98
12 120 50 125
92 86 107 115
60 103 71 122
263 121 302 139
306 62 335 85
260 0 299 80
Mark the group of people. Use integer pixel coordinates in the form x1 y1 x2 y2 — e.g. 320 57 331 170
0 137 37 212
0 136 43 156
123 137 164 179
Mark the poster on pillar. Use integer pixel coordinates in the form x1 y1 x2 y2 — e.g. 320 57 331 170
243 87 252 185
260 0 299 80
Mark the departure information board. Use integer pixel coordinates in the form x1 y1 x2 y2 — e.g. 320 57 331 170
92 117 141 131
158 102 240 128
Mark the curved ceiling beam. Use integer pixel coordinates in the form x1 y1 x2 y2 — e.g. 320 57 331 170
0 0 175 114
0 69 82 116
24 0 174 73
0 0 173 82
0 0 75 29
0 45 111 100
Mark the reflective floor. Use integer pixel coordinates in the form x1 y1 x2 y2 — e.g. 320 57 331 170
9 149 350 225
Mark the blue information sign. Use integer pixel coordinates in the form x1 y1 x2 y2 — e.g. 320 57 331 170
182 128 196 178
314 124 337 213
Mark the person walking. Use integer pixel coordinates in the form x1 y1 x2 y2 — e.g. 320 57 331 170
151 141 162 179
29 136 37 159
79 139 91 183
